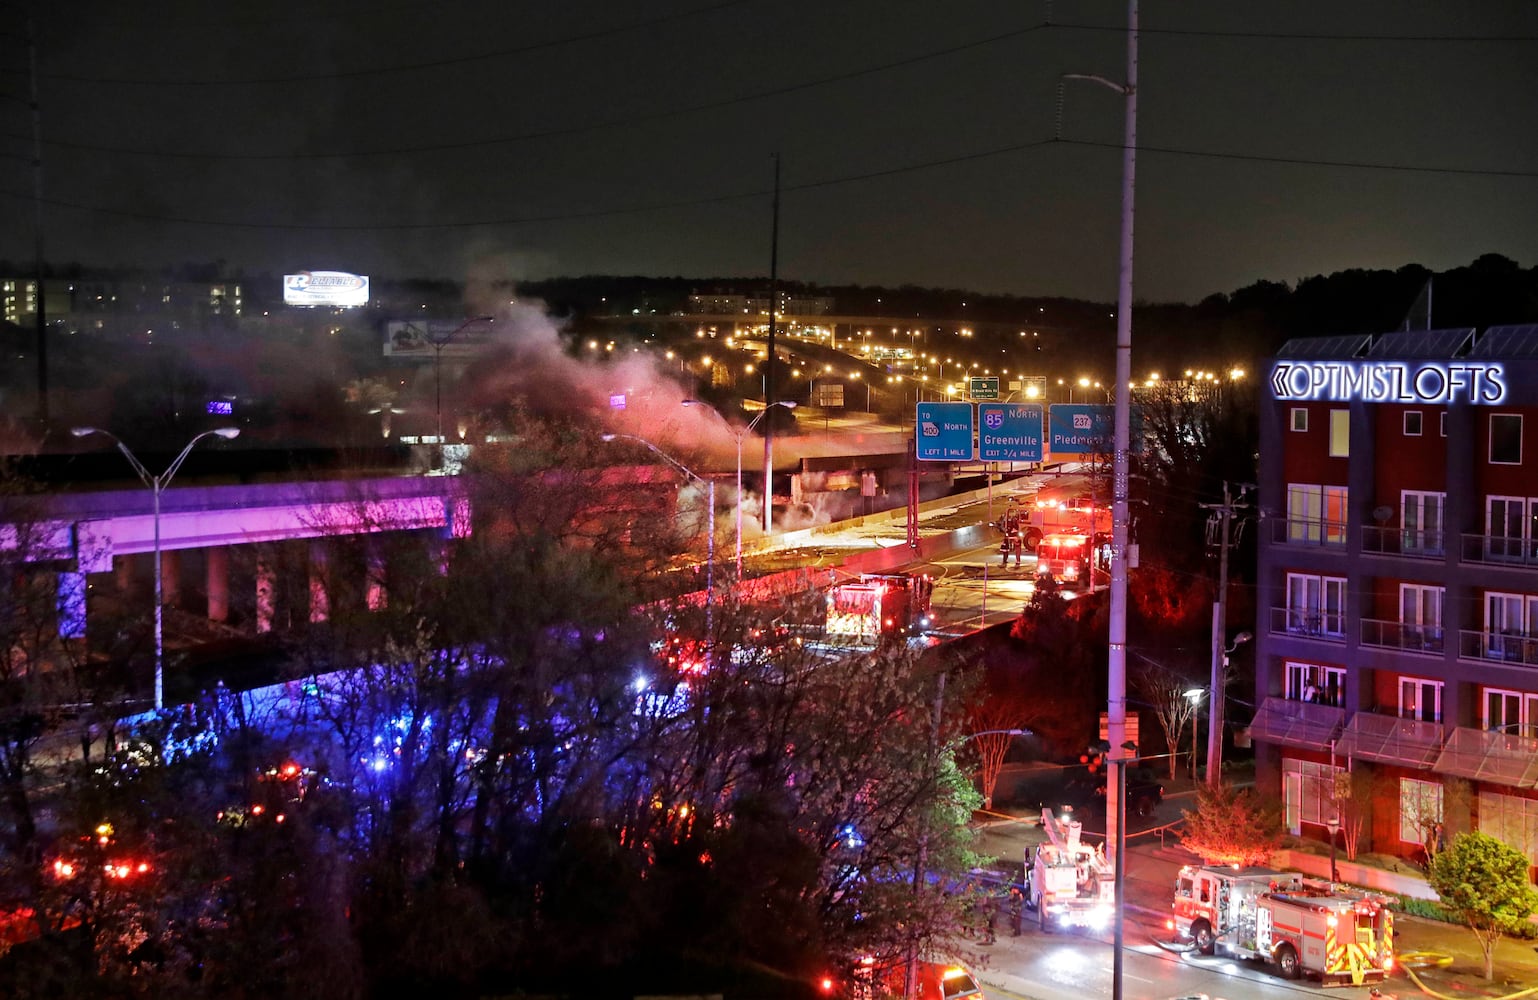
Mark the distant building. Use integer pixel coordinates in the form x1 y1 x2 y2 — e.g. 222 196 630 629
687 291 833 316
3 276 243 331
1251 324 1538 876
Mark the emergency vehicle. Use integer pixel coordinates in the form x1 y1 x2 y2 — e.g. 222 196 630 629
824 573 933 643
1022 475 1109 551
1034 530 1110 589
1170 864 1395 986
1023 806 1113 931
848 957 983 1000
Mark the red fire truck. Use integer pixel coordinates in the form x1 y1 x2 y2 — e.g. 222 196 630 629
1170 864 1395 986
1034 530 1110 589
824 573 934 643
1022 475 1109 551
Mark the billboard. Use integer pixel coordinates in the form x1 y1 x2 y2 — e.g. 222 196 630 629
283 270 370 307
384 319 500 360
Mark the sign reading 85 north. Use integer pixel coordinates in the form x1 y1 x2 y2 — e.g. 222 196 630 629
978 403 1043 462
915 402 974 461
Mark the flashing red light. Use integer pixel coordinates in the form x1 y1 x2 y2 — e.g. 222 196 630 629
251 804 265 816
136 862 149 873
53 860 74 879
819 977 834 993
281 763 299 778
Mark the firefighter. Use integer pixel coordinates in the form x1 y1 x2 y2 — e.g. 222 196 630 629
998 498 1024 568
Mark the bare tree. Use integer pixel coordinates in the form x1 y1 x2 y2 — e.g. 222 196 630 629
1131 652 1203 781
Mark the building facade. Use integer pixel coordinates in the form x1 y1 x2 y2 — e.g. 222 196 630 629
1252 325 1538 876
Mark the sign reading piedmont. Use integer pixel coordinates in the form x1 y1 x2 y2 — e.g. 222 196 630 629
915 402 974 461
978 403 1044 462
1270 360 1507 405
968 376 1000 400
1048 404 1113 455
283 270 370 307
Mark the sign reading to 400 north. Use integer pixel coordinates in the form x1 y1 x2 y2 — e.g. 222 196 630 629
1048 404 1114 455
978 403 1044 462
915 402 974 461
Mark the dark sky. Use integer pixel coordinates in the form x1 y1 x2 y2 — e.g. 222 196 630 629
6 0 1538 303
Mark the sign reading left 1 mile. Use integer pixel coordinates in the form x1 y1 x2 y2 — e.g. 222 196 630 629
915 402 975 461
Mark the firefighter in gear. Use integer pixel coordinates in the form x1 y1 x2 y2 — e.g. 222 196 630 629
997 498 1025 568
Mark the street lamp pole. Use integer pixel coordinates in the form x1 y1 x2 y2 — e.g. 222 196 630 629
72 426 241 710
684 399 795 576
1184 688 1204 782
1326 812 1341 882
429 315 494 465
602 433 715 638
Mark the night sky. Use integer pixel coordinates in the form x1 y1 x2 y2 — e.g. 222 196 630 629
6 0 1538 303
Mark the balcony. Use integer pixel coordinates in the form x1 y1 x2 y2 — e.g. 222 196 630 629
1433 727 1538 789
1359 618 1445 655
1458 629 1538 666
1270 517 1348 548
1268 606 1346 643
1333 712 1444 769
1359 524 1446 561
1248 696 1346 750
1460 533 1538 568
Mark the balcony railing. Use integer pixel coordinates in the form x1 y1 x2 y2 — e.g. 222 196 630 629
1359 524 1446 560
1269 606 1346 642
1270 517 1348 548
1460 533 1538 567
1458 629 1538 666
1360 617 1445 654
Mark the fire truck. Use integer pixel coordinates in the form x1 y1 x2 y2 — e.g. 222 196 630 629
1170 864 1395 986
824 573 933 644
1022 475 1109 551
1033 529 1107 584
1023 806 1113 931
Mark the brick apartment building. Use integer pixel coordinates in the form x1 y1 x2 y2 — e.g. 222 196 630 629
1250 324 1538 874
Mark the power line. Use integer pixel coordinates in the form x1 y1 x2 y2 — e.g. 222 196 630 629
5 23 1047 161
1052 20 1538 44
1056 137 1538 180
33 0 760 86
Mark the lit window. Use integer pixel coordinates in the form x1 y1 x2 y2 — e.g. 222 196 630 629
1329 409 1349 457
1399 778 1443 845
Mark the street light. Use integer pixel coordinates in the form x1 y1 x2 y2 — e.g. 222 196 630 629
1184 688 1205 782
682 400 795 576
601 433 715 638
428 316 494 465
72 426 241 711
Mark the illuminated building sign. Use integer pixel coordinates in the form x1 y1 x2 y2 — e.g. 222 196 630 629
1270 361 1507 405
206 400 234 415
283 270 370 307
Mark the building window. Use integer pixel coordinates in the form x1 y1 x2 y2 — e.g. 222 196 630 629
1286 573 1346 638
1477 791 1538 879
1285 661 1344 706
1291 407 1308 432
1486 496 1538 562
1399 778 1444 846
1401 490 1446 555
1282 758 1345 834
1440 411 1447 437
1483 687 1538 738
1400 583 1445 651
1485 592 1538 663
1404 411 1423 436
1399 677 1443 722
1491 414 1523 465
1329 409 1350 458
1287 483 1348 544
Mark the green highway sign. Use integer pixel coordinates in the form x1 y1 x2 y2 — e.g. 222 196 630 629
968 376 1000 400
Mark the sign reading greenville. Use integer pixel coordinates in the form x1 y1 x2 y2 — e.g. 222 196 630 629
1271 360 1507 405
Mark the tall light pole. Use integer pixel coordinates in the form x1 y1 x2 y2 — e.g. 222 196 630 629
72 426 240 710
1063 3 1137 996
602 433 715 638
683 400 795 576
1184 688 1205 782
429 315 494 466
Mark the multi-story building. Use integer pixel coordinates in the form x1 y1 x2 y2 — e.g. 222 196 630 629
1251 324 1538 876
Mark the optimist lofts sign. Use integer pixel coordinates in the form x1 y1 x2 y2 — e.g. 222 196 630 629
1270 360 1507 405
283 270 370 307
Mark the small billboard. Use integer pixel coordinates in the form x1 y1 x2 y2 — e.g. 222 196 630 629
283 270 369 308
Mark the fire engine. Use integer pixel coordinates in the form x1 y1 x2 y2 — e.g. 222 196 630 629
1034 530 1109 588
824 573 933 644
1022 475 1109 551
1170 864 1395 986
1023 806 1113 931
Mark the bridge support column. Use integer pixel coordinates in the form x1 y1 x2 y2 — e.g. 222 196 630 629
57 571 87 639
161 549 181 613
206 547 230 623
256 559 276 633
308 543 329 624
366 545 387 611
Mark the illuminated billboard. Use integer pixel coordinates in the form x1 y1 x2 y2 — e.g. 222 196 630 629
283 271 370 307
1269 360 1507 405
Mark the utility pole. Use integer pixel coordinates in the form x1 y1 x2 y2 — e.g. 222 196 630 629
762 154 781 535
27 15 47 425
1203 481 1252 786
